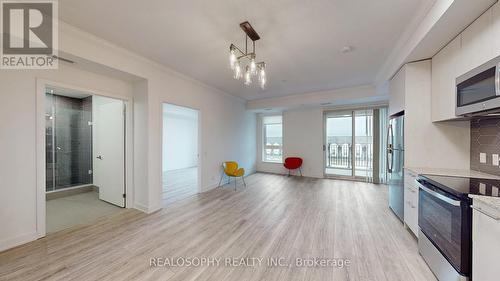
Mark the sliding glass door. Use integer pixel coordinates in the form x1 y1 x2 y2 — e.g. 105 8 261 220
324 109 375 181
325 111 353 177
354 110 373 179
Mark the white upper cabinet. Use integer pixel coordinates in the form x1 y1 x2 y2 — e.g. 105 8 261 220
431 36 461 122
431 4 500 122
460 9 493 76
389 66 406 116
492 2 500 58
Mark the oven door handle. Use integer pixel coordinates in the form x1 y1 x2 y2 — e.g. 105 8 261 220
417 182 461 206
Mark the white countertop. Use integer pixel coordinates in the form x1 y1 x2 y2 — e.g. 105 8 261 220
404 167 500 180
469 194 500 216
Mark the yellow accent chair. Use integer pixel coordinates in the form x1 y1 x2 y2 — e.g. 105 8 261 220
218 161 246 190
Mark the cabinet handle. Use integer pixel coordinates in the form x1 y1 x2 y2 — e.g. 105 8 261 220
471 205 500 221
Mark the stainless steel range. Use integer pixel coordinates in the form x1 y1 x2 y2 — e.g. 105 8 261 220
416 174 500 281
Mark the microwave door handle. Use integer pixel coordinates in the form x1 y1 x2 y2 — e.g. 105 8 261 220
496 62 500 96
417 183 461 206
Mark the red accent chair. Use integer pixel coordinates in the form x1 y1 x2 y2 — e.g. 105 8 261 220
284 157 303 176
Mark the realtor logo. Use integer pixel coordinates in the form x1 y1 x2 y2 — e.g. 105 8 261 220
1 0 58 69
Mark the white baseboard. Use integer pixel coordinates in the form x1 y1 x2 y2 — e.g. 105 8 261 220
133 202 160 214
256 170 287 175
256 170 324 179
0 232 39 253
201 182 220 193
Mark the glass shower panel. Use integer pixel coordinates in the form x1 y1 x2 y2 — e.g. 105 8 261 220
45 94 55 192
45 92 93 191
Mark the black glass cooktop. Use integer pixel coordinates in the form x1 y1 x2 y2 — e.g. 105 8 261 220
418 174 500 199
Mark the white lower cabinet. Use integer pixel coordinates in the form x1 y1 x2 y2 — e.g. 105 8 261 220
404 169 419 237
472 203 500 281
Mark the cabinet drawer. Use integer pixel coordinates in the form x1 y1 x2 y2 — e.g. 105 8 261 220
472 206 500 281
404 183 419 237
404 169 418 187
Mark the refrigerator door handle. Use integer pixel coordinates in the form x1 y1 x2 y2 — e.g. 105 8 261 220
387 124 393 173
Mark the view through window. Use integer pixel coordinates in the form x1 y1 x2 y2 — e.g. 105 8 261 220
263 115 283 162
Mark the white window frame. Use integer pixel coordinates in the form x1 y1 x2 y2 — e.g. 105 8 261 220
262 115 283 163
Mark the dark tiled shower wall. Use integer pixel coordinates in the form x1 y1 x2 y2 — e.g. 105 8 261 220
470 117 500 176
46 94 93 191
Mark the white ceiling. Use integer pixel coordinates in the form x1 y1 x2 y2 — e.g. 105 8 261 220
59 0 432 100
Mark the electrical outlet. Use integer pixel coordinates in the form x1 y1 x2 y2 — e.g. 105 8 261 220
492 186 499 197
493 154 499 166
479 183 486 195
480 153 487 163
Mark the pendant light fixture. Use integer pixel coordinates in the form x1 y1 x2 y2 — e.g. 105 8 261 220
229 21 267 89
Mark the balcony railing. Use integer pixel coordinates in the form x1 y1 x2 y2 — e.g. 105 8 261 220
264 144 282 162
326 143 373 171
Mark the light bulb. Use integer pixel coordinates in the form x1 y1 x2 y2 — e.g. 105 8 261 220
233 61 242 79
229 48 237 69
260 76 266 89
250 56 257 75
244 66 252 85
259 65 266 89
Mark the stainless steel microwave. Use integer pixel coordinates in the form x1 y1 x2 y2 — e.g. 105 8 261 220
455 55 500 116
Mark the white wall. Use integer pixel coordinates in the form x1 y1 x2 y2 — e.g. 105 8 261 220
162 107 198 172
256 108 324 178
283 109 325 178
404 60 470 169
0 21 257 251
0 63 134 251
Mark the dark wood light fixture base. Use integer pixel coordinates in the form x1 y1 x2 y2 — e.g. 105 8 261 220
239 21 260 41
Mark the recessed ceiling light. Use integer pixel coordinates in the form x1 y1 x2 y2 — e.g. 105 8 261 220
341 46 355 54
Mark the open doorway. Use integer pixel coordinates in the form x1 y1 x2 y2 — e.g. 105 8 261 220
44 86 125 233
162 103 200 205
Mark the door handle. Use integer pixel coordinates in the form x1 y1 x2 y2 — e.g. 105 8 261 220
386 124 393 173
96 155 103 160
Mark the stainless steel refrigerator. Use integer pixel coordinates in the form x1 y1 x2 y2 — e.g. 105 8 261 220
387 113 404 222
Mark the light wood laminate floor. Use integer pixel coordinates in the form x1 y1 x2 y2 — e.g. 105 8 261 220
0 173 436 281
163 167 198 204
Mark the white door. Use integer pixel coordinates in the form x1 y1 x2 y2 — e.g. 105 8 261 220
93 95 125 207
